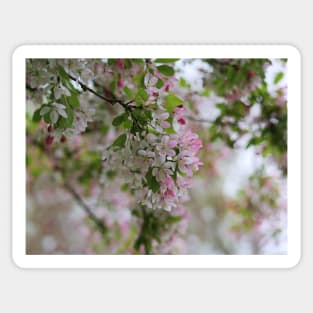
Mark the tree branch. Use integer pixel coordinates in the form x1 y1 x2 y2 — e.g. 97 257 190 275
186 115 213 124
63 182 107 235
64 71 134 110
29 136 107 235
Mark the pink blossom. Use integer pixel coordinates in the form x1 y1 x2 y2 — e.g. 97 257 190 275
164 84 170 92
116 59 124 69
117 79 124 88
160 120 171 129
178 117 186 125
174 105 185 117
165 174 175 190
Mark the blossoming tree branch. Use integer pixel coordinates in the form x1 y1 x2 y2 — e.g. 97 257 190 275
26 58 287 254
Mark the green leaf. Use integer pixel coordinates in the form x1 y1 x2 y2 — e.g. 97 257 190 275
200 88 211 96
110 74 118 93
274 72 284 84
164 92 183 112
121 183 129 192
131 59 144 64
246 136 264 148
108 59 116 65
66 106 74 127
67 93 80 108
43 112 51 124
155 59 179 63
164 126 175 134
216 103 227 113
132 108 149 124
32 108 41 123
179 77 189 88
157 65 175 77
112 133 127 149
100 124 109 134
112 113 128 127
167 215 183 224
143 108 153 121
156 78 164 89
137 73 146 89
137 88 149 101
123 119 133 129
145 168 160 193
57 65 68 80
123 86 134 98
124 59 132 69
106 169 117 179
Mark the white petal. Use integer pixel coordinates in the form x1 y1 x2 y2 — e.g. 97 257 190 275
54 86 62 99
40 106 51 116
146 151 155 158
58 109 68 118
159 112 169 120
164 162 174 169
63 86 71 96
138 150 146 156
54 103 66 110
50 110 59 124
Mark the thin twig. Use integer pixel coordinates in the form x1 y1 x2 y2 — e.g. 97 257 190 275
29 136 107 235
186 115 213 124
65 71 134 110
63 182 107 234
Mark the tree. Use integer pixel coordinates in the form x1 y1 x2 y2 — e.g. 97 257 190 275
26 58 287 254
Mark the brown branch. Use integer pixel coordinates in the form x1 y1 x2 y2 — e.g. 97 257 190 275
186 115 213 124
64 71 134 110
63 182 107 235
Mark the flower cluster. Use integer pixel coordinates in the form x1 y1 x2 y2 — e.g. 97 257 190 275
104 110 202 212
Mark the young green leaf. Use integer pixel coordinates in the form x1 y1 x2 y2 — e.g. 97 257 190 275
112 133 127 149
32 108 42 123
167 215 183 224
164 93 183 112
112 113 128 127
123 86 134 98
122 119 133 129
57 65 68 80
155 59 179 63
157 65 175 77
156 78 164 89
67 93 80 108
274 72 284 84
137 88 149 101
146 167 160 193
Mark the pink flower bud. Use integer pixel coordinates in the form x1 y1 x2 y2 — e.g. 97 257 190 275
117 59 124 69
160 121 171 129
45 135 54 145
117 79 124 88
159 112 169 120
247 69 255 80
178 117 186 125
